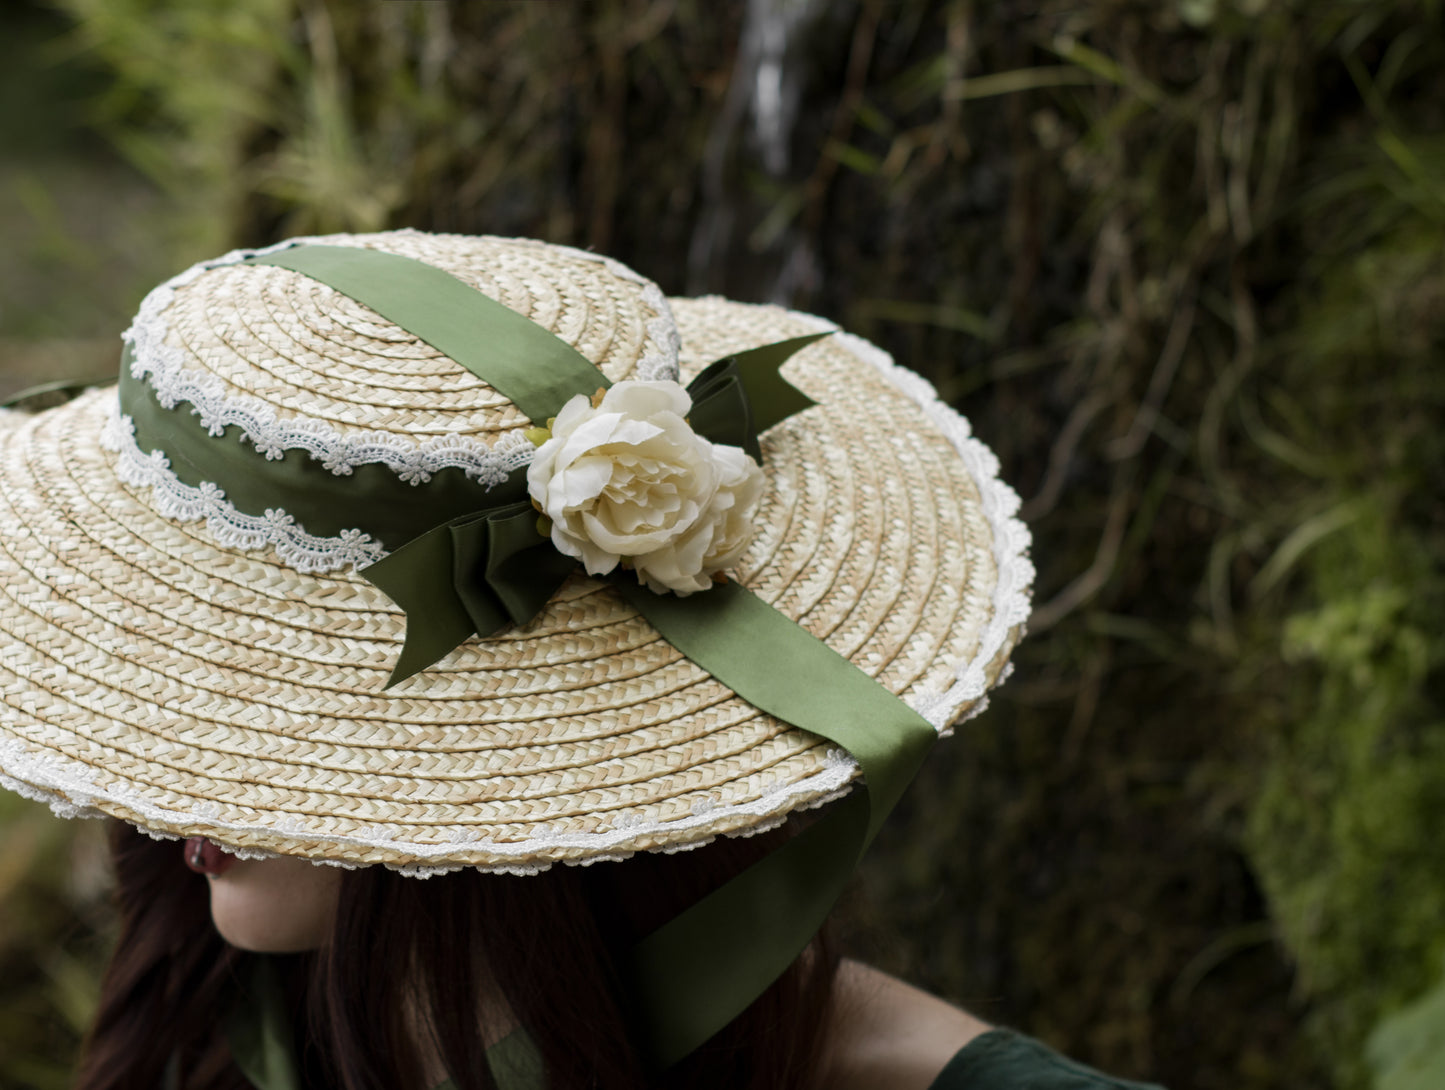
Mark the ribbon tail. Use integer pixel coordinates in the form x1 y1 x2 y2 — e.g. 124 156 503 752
614 577 936 1065
725 332 828 433
361 522 483 688
629 792 869 1066
223 956 304 1090
687 332 829 460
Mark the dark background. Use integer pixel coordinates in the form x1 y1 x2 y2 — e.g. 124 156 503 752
1 2 1443 1088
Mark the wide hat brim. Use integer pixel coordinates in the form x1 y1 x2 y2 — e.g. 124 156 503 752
0 245 1031 874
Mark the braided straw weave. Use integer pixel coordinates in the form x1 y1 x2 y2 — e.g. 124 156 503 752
0 231 1031 874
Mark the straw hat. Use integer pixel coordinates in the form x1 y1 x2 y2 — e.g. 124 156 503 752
0 230 1031 876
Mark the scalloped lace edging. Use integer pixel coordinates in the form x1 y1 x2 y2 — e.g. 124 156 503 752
0 729 857 877
99 400 385 573
739 310 1033 732
122 232 680 484
829 328 1034 733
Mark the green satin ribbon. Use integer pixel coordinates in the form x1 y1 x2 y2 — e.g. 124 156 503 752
364 501 575 685
360 338 825 684
128 243 942 1076
618 581 936 1064
241 246 606 424
224 957 302 1090
223 955 544 1090
684 340 819 462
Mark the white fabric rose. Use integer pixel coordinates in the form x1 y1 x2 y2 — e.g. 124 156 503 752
526 381 765 595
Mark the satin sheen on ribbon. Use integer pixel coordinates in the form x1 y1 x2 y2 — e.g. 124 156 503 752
359 336 828 684
127 242 942 1075
617 581 936 1064
241 246 607 424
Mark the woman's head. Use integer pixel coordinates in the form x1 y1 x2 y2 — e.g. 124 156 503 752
191 843 344 953
0 230 1029 1084
77 820 837 1090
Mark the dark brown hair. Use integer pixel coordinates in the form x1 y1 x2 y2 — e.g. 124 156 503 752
74 822 837 1090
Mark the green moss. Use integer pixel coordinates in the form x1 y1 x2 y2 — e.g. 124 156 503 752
1250 552 1445 1080
1369 961 1445 1090
1243 223 1445 1085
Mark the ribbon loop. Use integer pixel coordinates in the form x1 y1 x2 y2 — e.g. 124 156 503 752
363 499 573 686
684 359 757 458
684 333 826 460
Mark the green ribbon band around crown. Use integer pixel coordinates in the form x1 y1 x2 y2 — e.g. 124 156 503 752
122 244 827 683
121 242 941 1076
242 245 608 423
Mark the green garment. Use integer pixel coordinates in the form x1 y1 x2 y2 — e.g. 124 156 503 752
224 957 1165 1090
927 1030 1167 1090
248 1029 1166 1090
429 1029 1169 1090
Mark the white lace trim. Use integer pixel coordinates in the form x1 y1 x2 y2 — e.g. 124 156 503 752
111 231 682 573
729 311 1033 735
122 231 680 485
99 402 384 573
828 327 1033 733
4 306 1032 874
0 728 856 877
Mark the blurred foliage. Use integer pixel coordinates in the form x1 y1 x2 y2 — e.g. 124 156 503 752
3 0 1444 1087
1368 961 1445 1090
1243 225 1445 1084
0 1 167 365
54 0 294 259
0 792 108 1090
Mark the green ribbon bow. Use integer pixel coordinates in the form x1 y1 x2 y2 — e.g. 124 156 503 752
123 243 942 1073
361 336 827 686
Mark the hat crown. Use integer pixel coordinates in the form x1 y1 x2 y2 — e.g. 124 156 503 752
125 231 681 470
